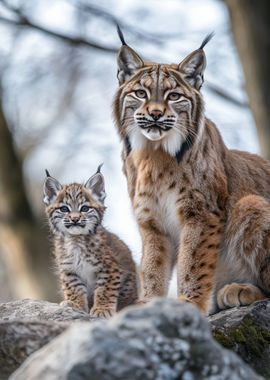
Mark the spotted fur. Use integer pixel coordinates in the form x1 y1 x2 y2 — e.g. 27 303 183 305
43 168 137 318
113 31 269 314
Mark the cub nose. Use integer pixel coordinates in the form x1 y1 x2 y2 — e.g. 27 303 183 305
149 109 163 121
71 215 80 224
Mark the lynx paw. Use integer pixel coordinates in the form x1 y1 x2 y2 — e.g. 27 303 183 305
89 306 115 319
217 283 266 310
134 298 149 306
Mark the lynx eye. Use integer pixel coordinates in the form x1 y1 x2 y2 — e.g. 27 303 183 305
59 206 69 213
135 90 147 99
167 92 181 101
80 205 90 212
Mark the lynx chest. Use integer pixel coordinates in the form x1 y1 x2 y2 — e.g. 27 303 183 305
64 238 96 288
156 189 181 249
135 183 181 251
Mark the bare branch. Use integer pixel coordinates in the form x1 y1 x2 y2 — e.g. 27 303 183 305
73 1 182 43
0 9 118 52
206 81 248 108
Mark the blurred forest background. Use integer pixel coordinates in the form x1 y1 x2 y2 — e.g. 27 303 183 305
0 0 269 302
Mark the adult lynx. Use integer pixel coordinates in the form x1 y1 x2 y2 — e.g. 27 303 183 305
113 29 269 314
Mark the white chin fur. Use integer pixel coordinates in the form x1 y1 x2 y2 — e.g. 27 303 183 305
141 128 165 141
64 226 89 236
129 126 182 157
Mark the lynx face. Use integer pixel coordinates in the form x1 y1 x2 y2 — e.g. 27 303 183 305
114 33 213 157
43 168 106 236
123 67 196 151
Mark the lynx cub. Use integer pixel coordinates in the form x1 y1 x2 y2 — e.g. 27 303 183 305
43 166 137 318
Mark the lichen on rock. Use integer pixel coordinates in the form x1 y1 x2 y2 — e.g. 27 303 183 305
209 300 270 379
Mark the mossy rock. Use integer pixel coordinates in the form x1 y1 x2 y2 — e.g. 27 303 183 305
209 300 270 379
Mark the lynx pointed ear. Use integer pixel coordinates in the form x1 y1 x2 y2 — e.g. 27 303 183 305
43 171 62 206
85 166 106 204
178 32 214 90
116 26 144 84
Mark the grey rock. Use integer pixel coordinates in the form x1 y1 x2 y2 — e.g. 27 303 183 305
0 299 95 379
0 320 68 380
0 298 93 322
10 299 261 380
209 299 270 379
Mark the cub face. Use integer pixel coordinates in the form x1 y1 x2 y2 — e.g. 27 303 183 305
114 32 213 157
43 167 106 236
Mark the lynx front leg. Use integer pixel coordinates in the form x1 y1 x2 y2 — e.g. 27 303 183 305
139 221 174 301
60 272 88 312
177 220 222 314
90 266 121 318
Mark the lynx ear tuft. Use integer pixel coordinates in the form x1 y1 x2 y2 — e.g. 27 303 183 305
178 32 214 90
96 163 103 174
116 26 144 84
117 24 127 46
43 172 62 206
85 167 106 204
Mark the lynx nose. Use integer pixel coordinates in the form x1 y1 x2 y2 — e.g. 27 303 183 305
70 215 80 224
149 109 163 121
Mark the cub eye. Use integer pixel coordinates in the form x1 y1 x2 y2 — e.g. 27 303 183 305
168 92 181 101
80 205 90 212
135 90 147 99
59 206 69 213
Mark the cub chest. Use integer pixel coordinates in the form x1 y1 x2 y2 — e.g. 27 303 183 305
64 239 97 288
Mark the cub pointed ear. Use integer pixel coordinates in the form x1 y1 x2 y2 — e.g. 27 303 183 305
178 32 214 90
85 165 106 204
43 170 62 206
116 25 144 84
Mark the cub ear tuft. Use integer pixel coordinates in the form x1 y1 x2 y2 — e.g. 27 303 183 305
96 163 103 174
85 165 106 204
43 172 62 206
116 26 144 84
178 32 214 90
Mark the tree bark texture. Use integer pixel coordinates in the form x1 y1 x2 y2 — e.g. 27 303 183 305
0 96 57 301
226 0 270 160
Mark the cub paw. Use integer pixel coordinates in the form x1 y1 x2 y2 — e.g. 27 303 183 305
217 283 266 310
89 306 115 319
134 298 149 306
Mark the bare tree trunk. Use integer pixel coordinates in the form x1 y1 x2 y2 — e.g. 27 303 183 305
225 0 270 160
0 95 58 301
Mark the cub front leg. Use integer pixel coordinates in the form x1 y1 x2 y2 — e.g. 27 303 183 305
90 264 121 318
177 219 222 314
139 220 174 301
60 272 88 312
